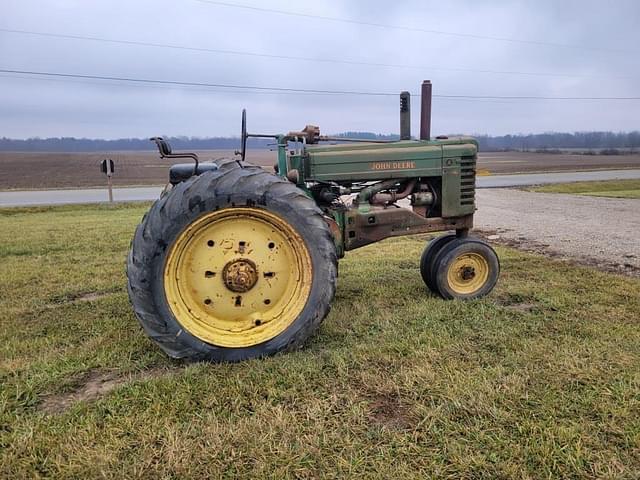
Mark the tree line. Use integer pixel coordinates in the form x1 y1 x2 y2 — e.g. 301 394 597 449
1 131 638 152
476 131 640 152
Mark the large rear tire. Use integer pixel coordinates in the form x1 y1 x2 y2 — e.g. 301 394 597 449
127 160 337 362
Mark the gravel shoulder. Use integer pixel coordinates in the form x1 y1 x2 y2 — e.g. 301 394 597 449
474 189 640 276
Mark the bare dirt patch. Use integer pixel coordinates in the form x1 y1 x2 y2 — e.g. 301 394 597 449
47 289 119 305
74 292 113 303
40 370 125 414
367 392 414 431
504 302 538 313
39 368 168 414
494 292 545 313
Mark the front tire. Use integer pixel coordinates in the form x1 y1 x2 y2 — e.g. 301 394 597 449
420 233 457 292
432 238 500 300
127 160 337 362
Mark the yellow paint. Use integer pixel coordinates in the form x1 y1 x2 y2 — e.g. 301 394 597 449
476 169 492 176
164 208 312 348
446 252 489 295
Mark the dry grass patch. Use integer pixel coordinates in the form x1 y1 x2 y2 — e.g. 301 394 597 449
528 179 640 198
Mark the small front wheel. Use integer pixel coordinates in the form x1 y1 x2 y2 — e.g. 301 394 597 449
420 233 457 292
432 239 499 300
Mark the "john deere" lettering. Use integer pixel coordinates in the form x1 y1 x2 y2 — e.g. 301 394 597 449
370 161 416 171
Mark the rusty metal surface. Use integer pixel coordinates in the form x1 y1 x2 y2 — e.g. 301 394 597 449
286 125 320 144
370 179 416 205
323 214 344 258
344 207 473 251
222 259 259 293
420 80 432 141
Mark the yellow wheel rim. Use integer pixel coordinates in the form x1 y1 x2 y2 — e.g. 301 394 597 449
163 207 312 348
446 252 489 295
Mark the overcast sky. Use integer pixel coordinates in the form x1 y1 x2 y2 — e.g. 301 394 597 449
1 0 639 139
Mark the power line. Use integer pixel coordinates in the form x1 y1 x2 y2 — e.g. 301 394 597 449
0 72 517 104
0 72 516 103
0 72 352 97
0 69 397 95
0 27 627 80
1 68 639 100
194 0 633 54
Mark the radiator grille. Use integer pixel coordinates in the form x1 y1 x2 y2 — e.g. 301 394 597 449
460 155 476 206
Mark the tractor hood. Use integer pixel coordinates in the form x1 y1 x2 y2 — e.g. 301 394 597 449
303 137 478 182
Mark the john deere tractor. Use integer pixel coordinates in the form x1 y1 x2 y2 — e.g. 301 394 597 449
127 81 499 362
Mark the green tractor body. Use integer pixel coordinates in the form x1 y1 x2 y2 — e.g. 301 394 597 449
278 136 477 256
128 82 499 362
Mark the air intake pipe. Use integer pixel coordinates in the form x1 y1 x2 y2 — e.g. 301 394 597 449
400 91 411 140
420 80 432 140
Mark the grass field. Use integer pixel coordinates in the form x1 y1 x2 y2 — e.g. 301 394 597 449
1 204 639 478
530 179 640 199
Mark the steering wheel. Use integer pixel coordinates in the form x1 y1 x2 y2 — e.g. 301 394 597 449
239 108 248 163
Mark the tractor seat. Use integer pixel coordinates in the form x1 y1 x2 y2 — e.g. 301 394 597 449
150 137 173 156
169 162 219 185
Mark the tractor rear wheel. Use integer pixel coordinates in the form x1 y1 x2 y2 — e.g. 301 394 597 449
420 233 457 292
431 238 499 300
127 159 337 362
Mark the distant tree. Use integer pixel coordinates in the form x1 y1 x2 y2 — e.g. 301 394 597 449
1 131 639 152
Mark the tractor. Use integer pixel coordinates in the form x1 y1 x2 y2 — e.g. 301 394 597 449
127 80 499 362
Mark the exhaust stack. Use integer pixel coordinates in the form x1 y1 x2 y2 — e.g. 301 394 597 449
420 80 432 140
400 91 411 140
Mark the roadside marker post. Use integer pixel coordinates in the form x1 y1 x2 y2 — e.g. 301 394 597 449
100 158 115 203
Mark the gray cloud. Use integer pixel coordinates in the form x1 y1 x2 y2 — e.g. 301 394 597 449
0 0 638 138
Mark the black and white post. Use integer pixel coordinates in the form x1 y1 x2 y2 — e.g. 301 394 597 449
100 158 115 203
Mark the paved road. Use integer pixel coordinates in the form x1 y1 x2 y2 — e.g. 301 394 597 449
475 189 640 273
1 169 639 207
477 169 640 188
0 186 163 207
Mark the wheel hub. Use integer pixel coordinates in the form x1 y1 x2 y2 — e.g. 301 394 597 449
163 207 313 348
447 252 489 295
222 259 258 293
460 265 476 281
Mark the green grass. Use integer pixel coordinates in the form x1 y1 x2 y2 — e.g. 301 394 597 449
529 179 640 198
1 203 639 478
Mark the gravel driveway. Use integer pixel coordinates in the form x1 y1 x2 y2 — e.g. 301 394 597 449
474 189 640 274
